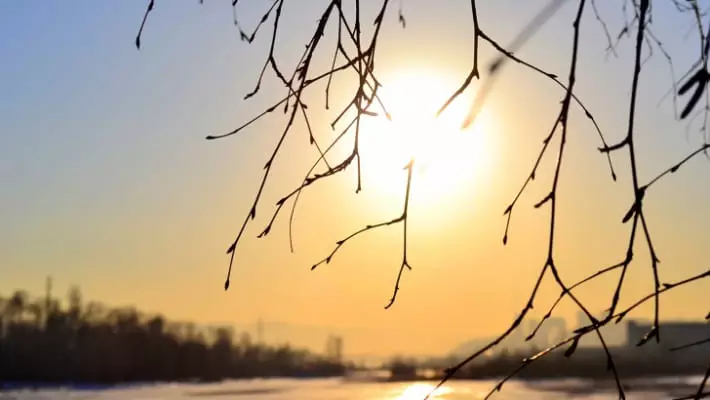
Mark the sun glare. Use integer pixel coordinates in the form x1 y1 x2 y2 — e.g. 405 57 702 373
394 383 452 400
359 69 493 203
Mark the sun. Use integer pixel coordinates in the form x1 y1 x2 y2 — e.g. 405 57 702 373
358 68 494 204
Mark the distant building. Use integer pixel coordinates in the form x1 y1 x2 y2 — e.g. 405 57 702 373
626 320 710 351
576 311 626 348
451 316 569 358
525 317 567 350
325 335 344 363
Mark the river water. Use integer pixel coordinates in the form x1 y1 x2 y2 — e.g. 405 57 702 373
1 377 704 399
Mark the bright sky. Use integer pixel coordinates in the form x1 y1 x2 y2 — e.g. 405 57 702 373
1 1 709 358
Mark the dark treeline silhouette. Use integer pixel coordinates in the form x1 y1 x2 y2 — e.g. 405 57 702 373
379 346 710 383
0 286 344 386
454 346 710 381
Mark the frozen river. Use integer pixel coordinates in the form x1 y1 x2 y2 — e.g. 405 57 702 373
1 377 704 400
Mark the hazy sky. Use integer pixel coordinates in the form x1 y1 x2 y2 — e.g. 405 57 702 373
2 1 709 358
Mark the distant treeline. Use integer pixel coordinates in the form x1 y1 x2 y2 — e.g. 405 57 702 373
458 346 710 380
382 346 710 382
0 287 344 385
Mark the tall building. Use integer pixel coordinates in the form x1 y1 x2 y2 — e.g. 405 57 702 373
576 310 627 347
324 335 344 363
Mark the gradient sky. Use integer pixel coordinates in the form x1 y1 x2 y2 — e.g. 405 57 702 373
2 1 709 358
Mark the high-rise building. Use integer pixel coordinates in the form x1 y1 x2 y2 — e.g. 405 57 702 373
324 335 344 363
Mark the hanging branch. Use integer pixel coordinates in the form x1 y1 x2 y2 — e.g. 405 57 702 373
134 0 710 398
598 0 663 348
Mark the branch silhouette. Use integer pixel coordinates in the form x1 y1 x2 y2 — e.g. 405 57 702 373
135 0 710 398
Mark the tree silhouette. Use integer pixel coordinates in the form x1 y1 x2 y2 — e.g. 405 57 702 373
135 1 710 398
0 287 345 385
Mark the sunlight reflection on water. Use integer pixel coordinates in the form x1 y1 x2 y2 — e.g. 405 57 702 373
1 377 702 400
393 383 451 400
